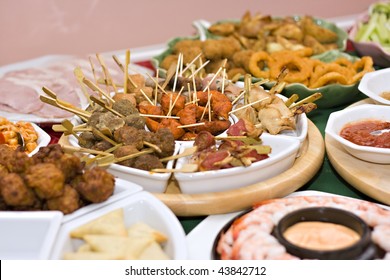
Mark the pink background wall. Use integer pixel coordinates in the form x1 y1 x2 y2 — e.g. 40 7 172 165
0 0 377 65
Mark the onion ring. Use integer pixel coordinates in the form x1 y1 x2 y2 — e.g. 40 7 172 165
248 51 273 79
269 56 311 83
310 71 348 88
351 56 374 84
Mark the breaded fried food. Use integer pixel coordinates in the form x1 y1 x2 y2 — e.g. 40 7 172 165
202 37 241 60
46 184 80 214
301 16 338 44
25 163 65 199
208 22 236 36
0 173 37 206
74 167 115 203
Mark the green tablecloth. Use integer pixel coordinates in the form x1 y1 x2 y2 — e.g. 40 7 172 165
179 97 379 234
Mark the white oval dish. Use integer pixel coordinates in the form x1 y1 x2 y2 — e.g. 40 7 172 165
174 134 300 194
50 191 187 260
358 68 390 106
325 104 390 164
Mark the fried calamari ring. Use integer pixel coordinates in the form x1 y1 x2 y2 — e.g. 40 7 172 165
351 56 374 84
269 56 311 83
310 62 354 86
248 51 273 79
310 71 348 88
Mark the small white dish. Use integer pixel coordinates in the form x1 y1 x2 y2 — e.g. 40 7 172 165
29 123 51 156
68 135 179 193
50 191 187 260
358 68 390 106
174 134 300 194
325 104 390 164
0 211 63 260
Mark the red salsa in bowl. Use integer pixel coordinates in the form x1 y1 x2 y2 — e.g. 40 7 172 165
340 120 390 149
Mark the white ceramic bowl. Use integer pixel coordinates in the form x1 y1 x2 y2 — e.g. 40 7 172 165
358 68 390 106
174 134 300 194
0 211 63 260
233 82 308 147
68 135 179 193
325 104 390 164
50 191 187 260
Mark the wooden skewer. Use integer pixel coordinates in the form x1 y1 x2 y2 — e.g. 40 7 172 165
39 95 90 121
166 86 184 116
289 92 322 108
92 128 118 146
97 148 155 166
229 97 270 114
284 94 299 107
145 72 167 95
151 163 198 173
231 89 246 105
172 53 183 92
154 68 159 106
143 141 162 154
112 54 138 89
89 96 125 118
52 124 92 133
139 88 155 106
82 77 115 104
42 86 85 112
61 145 112 156
96 53 118 95
123 50 130 94
177 122 205 129
189 60 210 79
139 114 180 119
162 62 177 90
180 53 202 75
160 146 198 162
73 67 93 107
88 56 99 84
203 66 223 92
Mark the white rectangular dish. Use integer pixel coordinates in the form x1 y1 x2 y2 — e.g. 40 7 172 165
29 123 51 156
0 211 63 260
50 191 187 260
174 134 300 194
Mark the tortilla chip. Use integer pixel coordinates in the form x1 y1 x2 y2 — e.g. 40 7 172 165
77 243 92 252
138 241 170 260
83 234 154 260
127 222 168 243
63 251 124 260
70 209 127 238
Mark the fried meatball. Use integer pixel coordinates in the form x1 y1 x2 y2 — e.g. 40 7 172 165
46 184 80 214
25 163 65 199
0 164 9 178
114 145 139 167
32 144 63 164
113 126 143 149
112 98 139 117
124 114 145 129
74 167 115 203
0 173 37 207
78 131 97 149
0 144 14 169
91 140 113 152
154 128 175 158
56 153 85 183
132 154 164 171
1 148 33 174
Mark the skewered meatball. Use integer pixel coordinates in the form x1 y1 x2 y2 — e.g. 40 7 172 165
74 167 115 203
112 98 138 116
0 173 37 207
113 145 139 167
46 184 80 214
154 128 175 157
132 154 164 171
91 140 113 152
25 163 65 199
124 114 145 129
78 131 97 149
113 126 143 149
